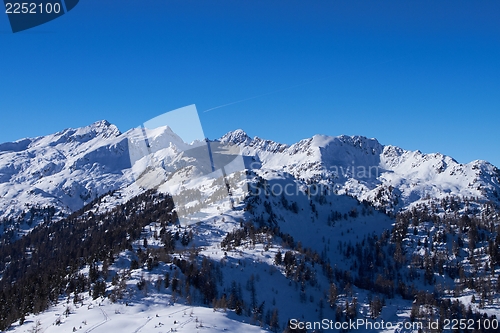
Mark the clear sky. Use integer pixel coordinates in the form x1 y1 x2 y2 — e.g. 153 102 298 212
1 0 499 167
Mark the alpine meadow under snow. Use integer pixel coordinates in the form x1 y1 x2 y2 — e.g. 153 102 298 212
0 121 500 332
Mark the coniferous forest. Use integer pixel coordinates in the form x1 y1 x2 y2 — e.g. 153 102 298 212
1 185 500 332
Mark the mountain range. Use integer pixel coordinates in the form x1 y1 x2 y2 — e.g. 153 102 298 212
1 120 499 224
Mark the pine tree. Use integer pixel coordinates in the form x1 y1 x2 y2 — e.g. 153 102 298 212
370 296 383 318
274 250 282 265
328 282 338 308
270 308 279 332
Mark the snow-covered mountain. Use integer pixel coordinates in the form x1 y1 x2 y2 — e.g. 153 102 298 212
221 130 500 212
1 122 499 224
0 120 130 218
1 121 500 333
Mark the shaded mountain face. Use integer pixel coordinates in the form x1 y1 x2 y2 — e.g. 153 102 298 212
0 122 499 223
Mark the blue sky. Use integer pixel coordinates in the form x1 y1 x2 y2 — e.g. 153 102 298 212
1 0 499 166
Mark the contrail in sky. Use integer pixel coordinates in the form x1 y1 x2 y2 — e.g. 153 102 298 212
201 57 401 113
202 78 327 113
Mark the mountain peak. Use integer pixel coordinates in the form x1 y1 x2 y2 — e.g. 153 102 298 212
219 129 251 145
84 120 121 139
50 120 121 144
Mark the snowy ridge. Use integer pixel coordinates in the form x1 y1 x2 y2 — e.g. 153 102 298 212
1 124 500 223
223 129 500 211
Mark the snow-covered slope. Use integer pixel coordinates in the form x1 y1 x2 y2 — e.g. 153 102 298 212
1 121 500 333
